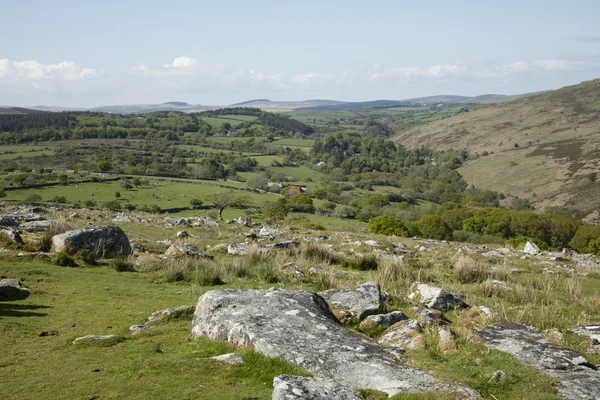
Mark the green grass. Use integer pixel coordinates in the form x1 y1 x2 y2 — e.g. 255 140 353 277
0 257 308 400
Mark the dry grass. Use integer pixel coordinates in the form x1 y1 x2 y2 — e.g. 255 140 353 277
453 255 512 284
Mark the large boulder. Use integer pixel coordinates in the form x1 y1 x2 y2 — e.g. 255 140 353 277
192 288 478 397
272 375 362 400
408 283 469 311
378 319 426 350
51 226 131 258
0 216 19 227
319 281 387 322
523 240 541 255
478 323 600 400
0 279 30 301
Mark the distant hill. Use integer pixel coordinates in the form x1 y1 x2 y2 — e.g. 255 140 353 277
0 107 46 115
163 101 189 106
232 99 271 105
392 79 600 219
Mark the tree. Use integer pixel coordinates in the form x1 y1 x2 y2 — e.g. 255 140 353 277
262 199 289 223
115 191 121 199
368 216 407 236
190 198 203 209
209 191 250 220
97 160 112 172
288 193 315 213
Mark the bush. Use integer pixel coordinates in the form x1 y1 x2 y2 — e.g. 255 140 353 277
368 216 407 236
288 193 315 213
110 258 136 272
190 198 203 209
569 225 600 254
51 196 68 204
84 199 97 208
80 250 98 266
102 200 121 211
53 252 78 267
341 255 378 271
414 215 453 240
24 193 43 205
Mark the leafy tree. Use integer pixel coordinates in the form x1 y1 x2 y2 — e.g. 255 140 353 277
209 191 250 220
190 198 203 209
368 216 407 236
115 191 121 199
97 160 112 172
24 193 42 205
311 188 326 200
365 194 390 208
262 198 289 223
288 193 315 213
415 215 453 240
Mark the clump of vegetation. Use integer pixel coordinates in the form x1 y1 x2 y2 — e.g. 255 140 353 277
53 252 78 267
341 255 378 271
80 250 98 266
38 219 73 252
110 258 136 272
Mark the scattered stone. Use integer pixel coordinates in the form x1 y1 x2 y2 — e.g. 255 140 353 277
478 323 600 400
412 306 447 325
210 353 245 365
308 267 349 276
438 326 458 354
484 279 512 290
545 328 565 345
477 306 494 319
52 226 131 258
0 216 19 227
360 311 409 331
190 216 220 229
112 213 132 223
258 226 282 237
319 281 387 323
0 279 30 300
0 229 24 246
129 325 147 335
230 216 251 226
282 262 305 277
378 319 426 350
21 220 52 233
72 335 122 345
408 283 469 311
569 325 600 349
147 305 195 324
130 241 146 253
488 370 507 383
523 240 540 255
39 330 59 337
273 240 301 249
176 230 189 238
227 242 267 256
164 243 213 259
192 288 477 397
70 212 81 218
272 375 362 400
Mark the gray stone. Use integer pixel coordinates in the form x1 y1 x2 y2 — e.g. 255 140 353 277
569 325 600 345
272 375 362 400
0 216 19 227
176 230 189 238
192 288 477 397
130 241 146 252
0 229 24 246
164 243 213 259
378 319 426 350
211 353 244 365
408 283 469 311
478 323 600 400
360 311 409 331
190 216 220 229
438 326 457 353
52 226 131 258
228 242 251 255
523 240 540 255
21 220 52 232
412 306 447 325
147 305 195 324
282 262 305 277
488 370 507 383
112 213 132 223
129 325 147 335
0 279 30 301
258 226 282 237
319 281 387 322
72 335 120 345
273 240 301 249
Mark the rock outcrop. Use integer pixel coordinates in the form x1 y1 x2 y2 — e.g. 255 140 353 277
192 288 478 397
272 375 363 400
359 311 409 331
165 243 213 259
52 226 131 258
478 323 600 400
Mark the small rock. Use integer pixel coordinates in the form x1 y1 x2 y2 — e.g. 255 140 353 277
129 325 147 335
488 370 507 383
227 242 252 255
438 326 457 354
545 328 564 345
176 230 189 238
147 305 195 324
282 262 305 277
165 243 213 259
359 311 409 331
408 283 469 311
412 306 447 325
112 213 132 223
72 335 120 345
0 279 30 301
258 226 281 237
523 240 540 255
378 319 426 350
319 281 387 323
0 229 24 245
39 330 59 337
477 306 494 319
273 240 301 249
210 353 245 365
130 241 146 252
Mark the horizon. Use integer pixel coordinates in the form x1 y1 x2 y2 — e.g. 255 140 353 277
1 0 600 107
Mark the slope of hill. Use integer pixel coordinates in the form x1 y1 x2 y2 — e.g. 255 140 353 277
0 107 46 115
392 79 600 217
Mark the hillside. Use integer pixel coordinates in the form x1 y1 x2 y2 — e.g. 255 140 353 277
392 79 600 218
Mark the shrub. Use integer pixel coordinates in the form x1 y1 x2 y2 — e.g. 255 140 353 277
24 193 43 205
38 219 73 252
80 250 98 266
102 200 121 211
53 252 78 267
569 225 600 254
110 258 136 272
51 196 68 204
368 215 407 236
262 198 289 223
190 198 203 209
288 193 315 213
341 255 378 271
415 215 453 240
84 199 97 208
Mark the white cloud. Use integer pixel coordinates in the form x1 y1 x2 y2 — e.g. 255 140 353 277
167 56 198 68
0 59 96 81
535 59 588 71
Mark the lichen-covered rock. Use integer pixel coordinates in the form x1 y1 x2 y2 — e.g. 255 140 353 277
0 279 30 301
319 281 387 322
282 262 305 277
211 353 244 365
478 323 600 400
272 375 363 400
523 240 540 255
273 240 301 249
0 216 20 227
52 226 131 258
192 288 477 397
147 305 195 323
164 243 213 259
72 335 123 345
112 213 132 223
227 242 269 255
412 306 447 325
545 328 564 345
258 226 282 237
21 220 52 233
360 311 409 331
569 325 600 345
438 326 458 354
378 319 426 350
0 229 24 246
408 283 468 311
190 216 220 229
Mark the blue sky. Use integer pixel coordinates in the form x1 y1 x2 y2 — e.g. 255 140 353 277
1 0 599 106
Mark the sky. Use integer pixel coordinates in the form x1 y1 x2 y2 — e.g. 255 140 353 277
1 0 600 107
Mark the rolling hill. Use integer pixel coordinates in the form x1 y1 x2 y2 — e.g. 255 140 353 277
392 78 600 219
